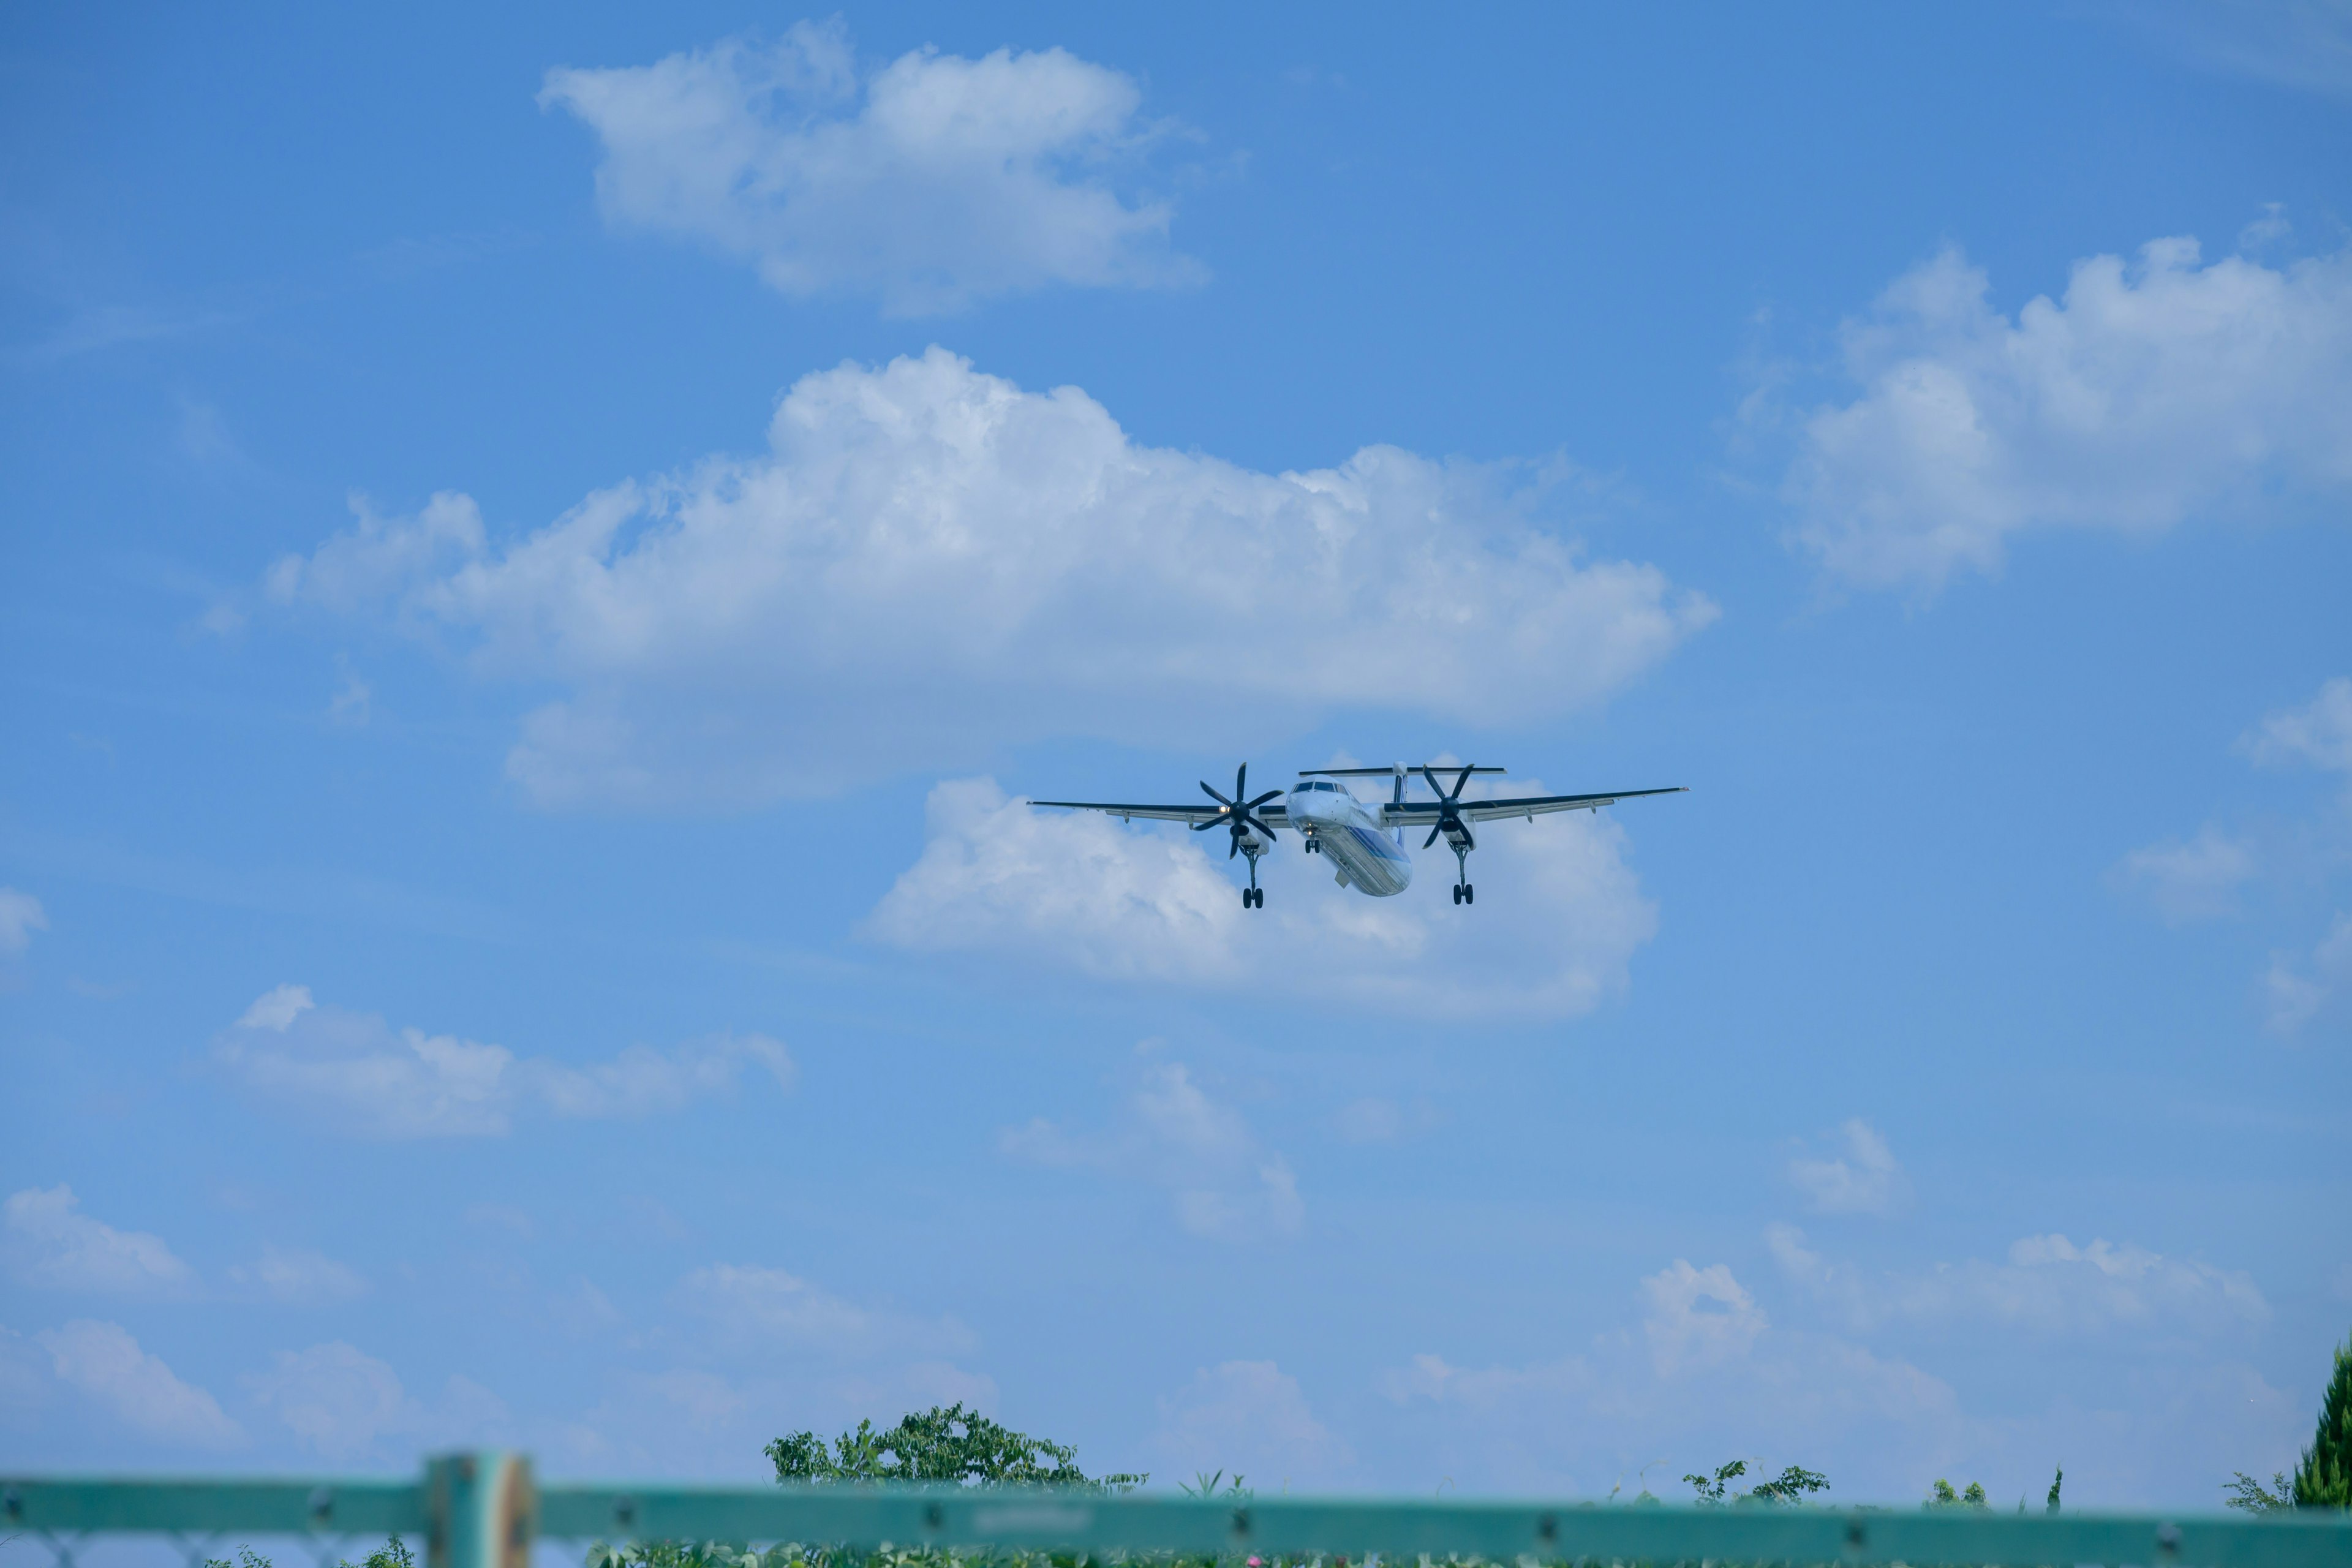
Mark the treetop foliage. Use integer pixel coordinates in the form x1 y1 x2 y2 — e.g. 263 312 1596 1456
1681 1460 1830 1506
2295 1332 2351 1509
766 1403 1145 1491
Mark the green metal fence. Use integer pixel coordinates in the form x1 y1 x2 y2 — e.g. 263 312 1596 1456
4 1455 2348 1568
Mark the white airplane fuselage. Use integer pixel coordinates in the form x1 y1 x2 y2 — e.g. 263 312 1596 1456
1283 779 1412 897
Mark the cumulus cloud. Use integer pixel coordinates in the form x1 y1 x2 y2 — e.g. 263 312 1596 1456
676 1262 975 1359
1640 1259 1768 1374
244 1341 509 1460
872 774 1660 1016
2264 911 2352 1036
2114 826 2259 923
4 1185 197 1295
1785 1119 1911 1216
216 987 796 1137
1783 237 2352 589
268 350 1713 809
1001 1060 1304 1243
37 1319 241 1448
540 21 1197 314
1150 1360 1351 1487
246 1341 412 1458
0 887 47 955
1768 1223 2268 1336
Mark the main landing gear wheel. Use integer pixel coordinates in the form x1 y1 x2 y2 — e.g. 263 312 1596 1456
1242 886 1264 909
1453 883 1474 905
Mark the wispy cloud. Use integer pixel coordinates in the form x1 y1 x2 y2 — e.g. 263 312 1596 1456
227 1245 371 1306
244 1341 508 1459
1786 1120 1912 1216
0 887 48 956
1767 1223 2268 1336
216 986 796 1137
2114 827 2258 923
4 1186 197 1295
1002 1059 1305 1244
2264 912 2352 1037
676 1262 976 1359
37 1320 242 1449
1150 1360 1351 1487
2247 676 2352 780
2115 1 2352 100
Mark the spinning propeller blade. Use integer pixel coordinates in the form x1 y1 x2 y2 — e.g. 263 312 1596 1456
1417 763 1478 852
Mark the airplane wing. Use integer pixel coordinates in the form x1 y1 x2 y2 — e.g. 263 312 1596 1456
1027 799 1292 827
1383 786 1686 827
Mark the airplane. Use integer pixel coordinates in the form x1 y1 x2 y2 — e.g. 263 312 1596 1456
1028 763 1687 909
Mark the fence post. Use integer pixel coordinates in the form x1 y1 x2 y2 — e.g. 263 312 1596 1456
426 1453 537 1568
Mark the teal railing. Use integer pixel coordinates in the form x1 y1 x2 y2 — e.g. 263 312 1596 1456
4 1455 2348 1568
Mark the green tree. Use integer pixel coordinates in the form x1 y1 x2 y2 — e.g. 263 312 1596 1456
2044 1467 2062 1514
765 1402 1142 1490
1927 1479 1988 1509
2294 1332 2351 1509
1683 1460 1829 1506
2225 1472 2296 1512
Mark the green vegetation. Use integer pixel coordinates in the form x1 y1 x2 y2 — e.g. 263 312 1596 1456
2294 1332 2351 1508
1681 1460 1830 1506
1927 1479 1988 1509
204 1540 416 1568
765 1402 1144 1490
2230 1329 2352 1512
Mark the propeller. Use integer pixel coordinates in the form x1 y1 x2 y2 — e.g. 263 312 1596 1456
1194 763 1283 859
1418 763 1479 851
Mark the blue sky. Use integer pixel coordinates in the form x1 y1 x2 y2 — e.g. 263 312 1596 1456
4 0 2350 1510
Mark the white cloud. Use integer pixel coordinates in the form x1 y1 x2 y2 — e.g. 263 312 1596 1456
1768 1223 2269 1336
2114 826 2259 922
540 22 1198 315
872 774 1661 1017
228 1245 370 1305
4 1185 197 1295
238 982 315 1030
1381 1259 1953 1496
0 887 47 955
1150 1360 1351 1487
269 349 1713 809
1784 238 2352 589
216 988 796 1137
243 1342 509 1459
2264 911 2352 1036
676 1262 975 1358
37 1319 241 1448
246 1341 412 1459
1002 1061 1304 1243
1640 1259 1767 1374
2248 676 2352 778
1786 1119 1911 1216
